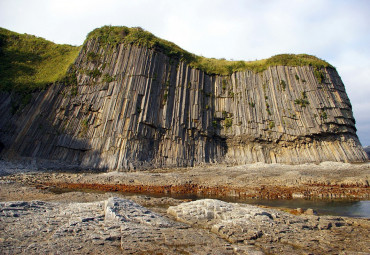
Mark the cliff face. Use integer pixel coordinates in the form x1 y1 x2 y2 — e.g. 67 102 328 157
0 37 367 170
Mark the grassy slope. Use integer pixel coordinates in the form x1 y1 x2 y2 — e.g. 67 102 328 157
0 27 80 93
0 25 333 94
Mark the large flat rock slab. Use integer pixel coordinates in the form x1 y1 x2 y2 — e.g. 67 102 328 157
168 199 370 254
0 197 262 254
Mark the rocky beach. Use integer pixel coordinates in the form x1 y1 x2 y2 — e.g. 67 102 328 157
1 160 369 254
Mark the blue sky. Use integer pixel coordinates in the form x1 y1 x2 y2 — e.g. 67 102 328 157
1 0 369 146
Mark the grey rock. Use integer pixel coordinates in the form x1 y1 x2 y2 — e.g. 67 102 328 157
104 197 173 227
0 39 367 170
0 39 368 171
305 208 317 215
364 146 370 158
0 197 264 254
168 199 370 254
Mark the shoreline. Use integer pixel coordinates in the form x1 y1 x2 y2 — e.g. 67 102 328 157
2 160 369 200
1 182 369 254
38 180 370 200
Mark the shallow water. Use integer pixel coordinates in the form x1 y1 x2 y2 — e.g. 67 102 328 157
139 193 370 218
139 192 370 218
49 187 370 218
240 199 370 218
172 195 370 218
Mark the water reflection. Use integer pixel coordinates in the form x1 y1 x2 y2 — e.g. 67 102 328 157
240 199 370 218
166 194 370 218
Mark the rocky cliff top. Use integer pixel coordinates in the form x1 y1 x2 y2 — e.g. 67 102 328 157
86 26 334 75
0 25 333 93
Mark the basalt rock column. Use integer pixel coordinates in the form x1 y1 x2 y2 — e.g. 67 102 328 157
0 35 367 170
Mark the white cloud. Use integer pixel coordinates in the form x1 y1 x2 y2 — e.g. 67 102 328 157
0 0 369 145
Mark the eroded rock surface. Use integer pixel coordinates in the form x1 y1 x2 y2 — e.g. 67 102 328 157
168 199 370 254
0 197 261 254
0 188 369 255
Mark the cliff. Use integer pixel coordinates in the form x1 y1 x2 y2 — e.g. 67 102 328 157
0 26 367 170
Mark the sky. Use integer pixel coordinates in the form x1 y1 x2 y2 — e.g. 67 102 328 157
1 0 369 146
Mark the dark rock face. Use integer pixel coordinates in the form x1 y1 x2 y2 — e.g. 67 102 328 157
0 39 367 170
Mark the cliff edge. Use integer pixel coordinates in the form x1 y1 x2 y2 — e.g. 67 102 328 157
0 26 367 170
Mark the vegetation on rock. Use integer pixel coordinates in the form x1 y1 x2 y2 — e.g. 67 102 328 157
0 27 80 93
87 26 334 75
224 118 233 128
314 68 325 84
1 25 334 94
294 91 310 108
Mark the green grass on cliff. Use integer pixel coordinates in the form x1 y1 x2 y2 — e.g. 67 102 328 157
86 26 197 63
191 54 333 75
87 26 334 75
0 25 334 94
0 27 80 93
